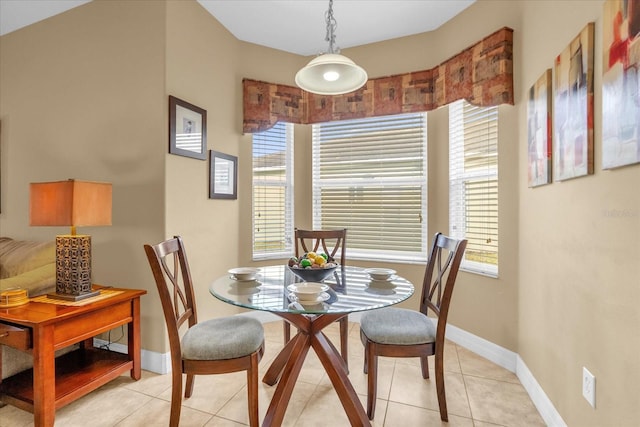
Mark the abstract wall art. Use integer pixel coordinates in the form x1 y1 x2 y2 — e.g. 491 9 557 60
527 69 553 187
553 23 595 181
602 0 640 169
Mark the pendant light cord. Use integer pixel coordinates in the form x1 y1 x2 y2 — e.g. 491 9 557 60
325 0 339 54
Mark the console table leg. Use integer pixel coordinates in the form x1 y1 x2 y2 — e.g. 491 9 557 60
129 297 142 380
33 324 55 427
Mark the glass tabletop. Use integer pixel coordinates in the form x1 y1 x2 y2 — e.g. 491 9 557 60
210 265 415 314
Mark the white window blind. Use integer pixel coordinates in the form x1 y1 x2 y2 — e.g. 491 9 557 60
312 113 428 262
252 122 294 259
449 100 499 276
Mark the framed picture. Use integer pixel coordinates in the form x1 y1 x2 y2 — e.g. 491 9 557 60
602 0 640 169
527 69 553 187
169 95 207 160
553 22 595 181
209 150 237 199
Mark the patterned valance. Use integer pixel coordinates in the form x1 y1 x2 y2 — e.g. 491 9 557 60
243 27 513 133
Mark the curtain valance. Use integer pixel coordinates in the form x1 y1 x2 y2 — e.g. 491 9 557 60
243 27 513 134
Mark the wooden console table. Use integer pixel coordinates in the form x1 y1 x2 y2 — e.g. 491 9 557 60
0 286 146 426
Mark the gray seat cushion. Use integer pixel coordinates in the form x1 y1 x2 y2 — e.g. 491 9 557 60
182 316 264 360
360 307 436 345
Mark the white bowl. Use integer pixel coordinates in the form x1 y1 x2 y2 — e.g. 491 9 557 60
365 268 396 281
287 282 329 301
228 267 260 281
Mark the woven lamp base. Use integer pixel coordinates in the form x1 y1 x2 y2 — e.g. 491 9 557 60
47 234 100 301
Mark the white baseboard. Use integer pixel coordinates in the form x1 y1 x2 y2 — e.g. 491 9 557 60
443 322 518 372
516 355 567 427
97 314 565 425
93 338 171 375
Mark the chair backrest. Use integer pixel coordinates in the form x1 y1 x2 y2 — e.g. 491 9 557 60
294 228 347 265
419 233 467 342
144 236 197 363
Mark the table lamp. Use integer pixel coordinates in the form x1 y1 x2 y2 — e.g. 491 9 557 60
29 179 112 301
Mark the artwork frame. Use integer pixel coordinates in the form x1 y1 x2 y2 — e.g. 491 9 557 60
169 95 207 160
602 0 640 169
209 150 237 200
553 22 595 181
527 69 553 187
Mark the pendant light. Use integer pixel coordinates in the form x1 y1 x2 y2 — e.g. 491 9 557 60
295 0 368 95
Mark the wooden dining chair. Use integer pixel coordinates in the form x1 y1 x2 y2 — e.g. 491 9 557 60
359 232 467 421
284 228 348 366
144 236 265 427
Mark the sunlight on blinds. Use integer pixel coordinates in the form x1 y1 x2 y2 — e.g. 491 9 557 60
253 122 294 259
449 100 499 276
313 113 427 261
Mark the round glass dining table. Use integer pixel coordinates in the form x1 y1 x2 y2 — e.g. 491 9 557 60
210 265 415 427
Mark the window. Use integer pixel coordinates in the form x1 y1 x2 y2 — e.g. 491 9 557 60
449 100 499 276
252 122 294 259
312 113 428 262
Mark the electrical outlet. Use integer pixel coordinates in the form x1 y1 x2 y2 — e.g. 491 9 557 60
582 367 596 408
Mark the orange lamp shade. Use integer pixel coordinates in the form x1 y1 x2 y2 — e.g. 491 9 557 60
30 180 112 227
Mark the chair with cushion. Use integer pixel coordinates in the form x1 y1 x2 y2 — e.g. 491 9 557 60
144 236 264 427
359 232 467 421
284 228 348 367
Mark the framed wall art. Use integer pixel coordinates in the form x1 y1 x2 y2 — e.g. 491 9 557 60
602 0 640 169
169 95 207 160
527 69 553 187
209 150 237 199
553 22 595 181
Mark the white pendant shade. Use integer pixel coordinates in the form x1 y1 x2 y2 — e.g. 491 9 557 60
295 53 368 95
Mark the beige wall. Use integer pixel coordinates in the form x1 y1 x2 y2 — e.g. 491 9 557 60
515 2 639 425
1 0 639 424
0 0 168 351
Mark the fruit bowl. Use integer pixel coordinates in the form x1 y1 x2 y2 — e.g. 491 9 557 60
288 264 338 282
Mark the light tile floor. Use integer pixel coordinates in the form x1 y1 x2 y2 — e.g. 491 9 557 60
0 321 545 426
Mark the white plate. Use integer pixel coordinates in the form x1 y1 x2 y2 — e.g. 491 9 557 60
288 301 328 311
368 279 397 288
365 286 396 295
287 282 329 301
227 283 261 295
365 268 396 281
288 292 330 304
230 280 261 287
228 267 260 281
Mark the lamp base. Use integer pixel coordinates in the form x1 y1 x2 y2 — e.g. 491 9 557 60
50 234 98 301
47 289 101 301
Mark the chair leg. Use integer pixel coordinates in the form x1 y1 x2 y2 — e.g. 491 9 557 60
169 369 183 427
283 321 291 343
363 347 368 374
420 355 430 379
247 353 260 427
339 316 349 372
360 328 368 374
185 373 195 398
365 341 378 420
435 352 448 422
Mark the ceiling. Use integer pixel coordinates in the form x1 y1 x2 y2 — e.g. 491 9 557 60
0 0 475 56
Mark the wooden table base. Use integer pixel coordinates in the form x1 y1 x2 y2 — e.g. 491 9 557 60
261 313 371 427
